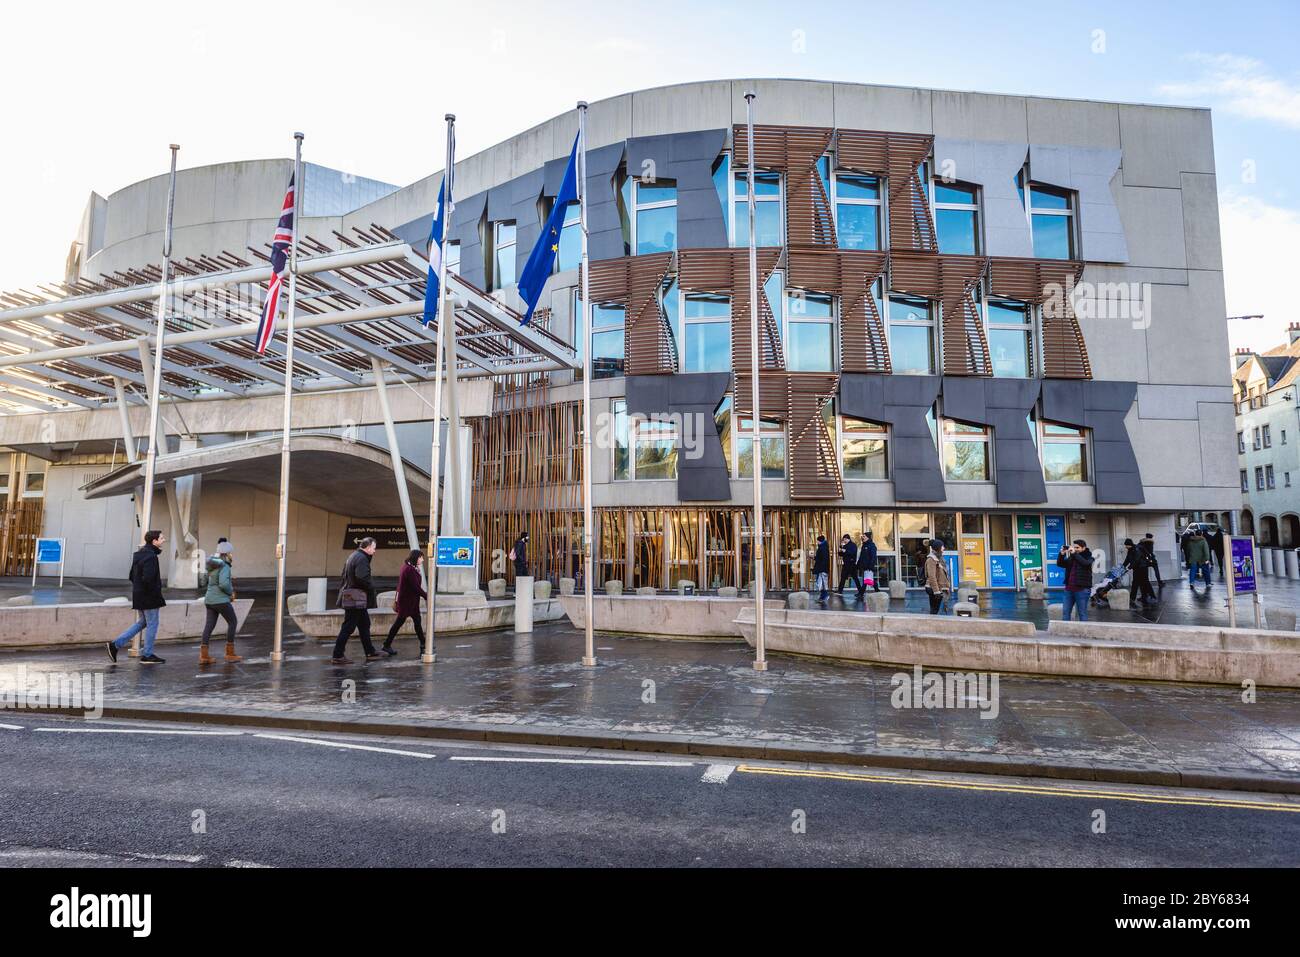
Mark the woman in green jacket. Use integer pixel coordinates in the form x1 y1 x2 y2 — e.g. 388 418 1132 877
200 540 241 664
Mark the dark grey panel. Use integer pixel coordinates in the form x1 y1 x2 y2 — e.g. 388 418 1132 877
447 190 488 290
626 130 728 252
840 374 945 502
626 372 733 501
1041 379 1144 505
586 142 627 262
941 377 1045 504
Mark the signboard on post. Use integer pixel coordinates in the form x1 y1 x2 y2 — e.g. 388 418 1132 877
32 537 66 588
435 536 479 570
1225 535 1260 628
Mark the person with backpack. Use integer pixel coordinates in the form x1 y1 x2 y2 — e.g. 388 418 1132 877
199 540 241 664
383 548 427 656
511 531 529 579
1056 539 1094 621
332 537 383 664
1185 528 1212 589
1123 537 1158 606
1208 526 1226 578
837 534 860 596
812 534 831 604
923 541 952 615
856 530 880 598
106 530 168 665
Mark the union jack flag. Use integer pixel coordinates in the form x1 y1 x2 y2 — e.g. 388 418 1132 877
254 175 295 355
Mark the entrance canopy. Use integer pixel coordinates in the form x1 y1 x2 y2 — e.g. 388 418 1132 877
0 226 578 415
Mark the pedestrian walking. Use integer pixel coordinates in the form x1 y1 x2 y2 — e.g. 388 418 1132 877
1208 526 1226 578
383 548 428 656
332 537 383 664
812 534 831 604
1142 533 1163 590
837 534 861 595
1056 539 1094 621
914 538 931 587
199 540 241 665
511 531 529 579
1185 528 1212 588
923 541 951 615
1124 538 1158 605
856 530 880 598
106 530 168 664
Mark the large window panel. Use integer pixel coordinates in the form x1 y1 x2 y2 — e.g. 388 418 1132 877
682 293 731 373
785 290 835 372
986 297 1033 378
841 415 888 480
888 294 935 375
942 419 991 482
833 172 882 251
732 171 783 247
634 179 677 255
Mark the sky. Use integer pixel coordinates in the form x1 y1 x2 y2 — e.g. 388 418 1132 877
1 0 1296 351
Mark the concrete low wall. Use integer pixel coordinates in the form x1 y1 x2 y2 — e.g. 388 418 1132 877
0 599 254 649
734 608 1300 688
560 594 783 640
291 597 564 640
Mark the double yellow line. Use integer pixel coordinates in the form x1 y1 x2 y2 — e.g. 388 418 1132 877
735 765 1300 813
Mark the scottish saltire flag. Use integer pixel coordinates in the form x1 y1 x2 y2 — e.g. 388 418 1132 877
421 175 453 327
517 133 579 326
254 175 295 355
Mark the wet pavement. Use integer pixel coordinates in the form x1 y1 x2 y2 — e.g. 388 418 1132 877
3 573 1300 790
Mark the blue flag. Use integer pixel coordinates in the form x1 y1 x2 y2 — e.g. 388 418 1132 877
517 133 579 326
422 175 451 327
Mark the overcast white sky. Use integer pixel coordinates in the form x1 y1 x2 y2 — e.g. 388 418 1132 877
1 0 1296 351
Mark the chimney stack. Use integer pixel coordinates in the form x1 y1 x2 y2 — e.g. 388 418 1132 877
1235 347 1253 369
1289 322 1300 345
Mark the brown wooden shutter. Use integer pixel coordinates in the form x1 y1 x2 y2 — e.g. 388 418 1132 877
836 130 935 253
587 252 676 375
890 251 991 376
733 125 836 248
787 247 891 374
735 371 843 501
986 257 1092 379
677 247 785 372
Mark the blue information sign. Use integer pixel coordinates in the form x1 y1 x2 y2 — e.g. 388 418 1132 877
989 553 1016 588
35 538 63 563
435 536 478 569
1044 515 1066 587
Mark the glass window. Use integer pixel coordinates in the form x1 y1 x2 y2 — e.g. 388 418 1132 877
633 178 677 255
1026 180 1075 260
1240 469 1248 492
1040 419 1088 482
989 514 1014 551
613 402 678 481
737 416 785 478
1266 464 1276 489
932 180 980 255
833 172 881 251
986 296 1032 378
492 221 517 291
732 170 783 247
682 293 731 373
576 292 625 380
613 400 630 480
785 290 835 372
446 241 461 276
557 203 581 272
888 294 935 375
841 415 888 480
942 419 991 482
1256 466 1265 490
713 155 730 239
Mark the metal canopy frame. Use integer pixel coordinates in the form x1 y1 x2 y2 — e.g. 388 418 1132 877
0 225 579 415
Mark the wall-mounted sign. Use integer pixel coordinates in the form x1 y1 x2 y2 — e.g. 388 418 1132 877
1044 515 1066 587
435 536 479 569
990 553 1017 588
960 537 987 588
1017 536 1044 585
1017 514 1042 536
341 523 429 550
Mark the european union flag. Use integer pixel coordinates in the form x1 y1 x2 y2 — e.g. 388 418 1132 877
422 175 450 327
517 133 579 326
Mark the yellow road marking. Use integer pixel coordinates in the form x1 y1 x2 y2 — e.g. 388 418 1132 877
734 765 1300 813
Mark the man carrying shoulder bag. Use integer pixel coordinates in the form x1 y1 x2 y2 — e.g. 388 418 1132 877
332 537 384 664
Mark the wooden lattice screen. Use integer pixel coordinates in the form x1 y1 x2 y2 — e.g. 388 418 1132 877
733 125 836 247
986 257 1092 379
787 247 891 374
836 129 936 253
677 247 785 372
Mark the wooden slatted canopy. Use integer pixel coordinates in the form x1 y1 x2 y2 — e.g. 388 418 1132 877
677 247 785 372
890 251 992 376
987 257 1092 379
733 125 836 248
786 247 891 374
735 371 843 501
587 252 676 375
836 130 936 253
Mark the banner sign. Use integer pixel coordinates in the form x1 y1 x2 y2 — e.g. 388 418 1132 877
341 524 429 550
1017 536 1043 585
1044 515 1066 587
435 536 479 569
35 538 63 563
990 553 1017 588
960 537 987 588
1230 537 1257 595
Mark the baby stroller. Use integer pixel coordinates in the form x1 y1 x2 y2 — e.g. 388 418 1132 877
1091 565 1127 606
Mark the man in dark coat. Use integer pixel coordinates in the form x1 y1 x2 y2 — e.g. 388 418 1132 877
512 532 530 579
332 537 382 664
1056 538 1094 621
106 530 168 664
1208 527 1226 578
837 534 860 595
813 534 831 604
856 531 880 597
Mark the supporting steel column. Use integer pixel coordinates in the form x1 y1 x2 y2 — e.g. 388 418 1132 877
371 357 419 550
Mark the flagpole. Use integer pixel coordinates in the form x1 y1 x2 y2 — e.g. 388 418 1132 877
577 101 597 668
270 132 304 664
133 144 178 658
423 113 455 666
744 91 767 672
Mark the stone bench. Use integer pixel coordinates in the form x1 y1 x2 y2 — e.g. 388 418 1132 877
0 598 255 649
